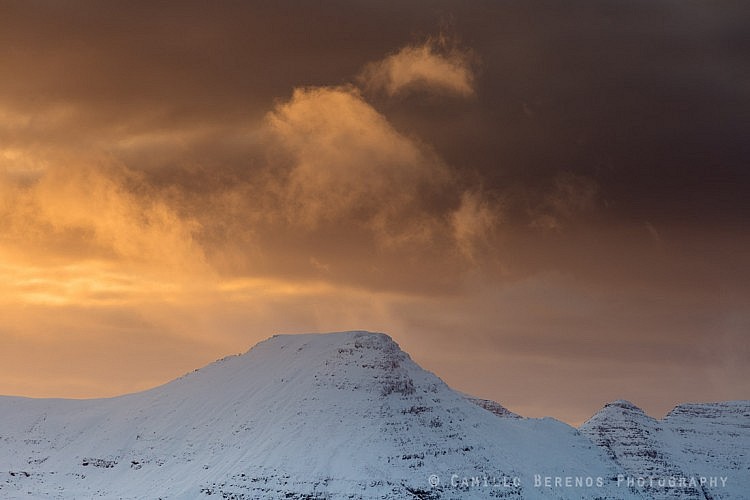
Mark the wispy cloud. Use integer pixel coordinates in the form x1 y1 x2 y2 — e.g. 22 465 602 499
451 190 499 261
358 36 476 98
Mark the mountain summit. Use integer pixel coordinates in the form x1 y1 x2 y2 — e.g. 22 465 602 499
1 331 747 499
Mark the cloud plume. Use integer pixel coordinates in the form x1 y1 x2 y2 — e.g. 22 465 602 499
359 37 476 97
265 85 457 244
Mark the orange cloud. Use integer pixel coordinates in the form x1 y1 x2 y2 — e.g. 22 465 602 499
0 162 207 272
358 37 476 97
264 85 459 246
451 191 500 261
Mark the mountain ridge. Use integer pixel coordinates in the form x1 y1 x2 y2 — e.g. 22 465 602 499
1 331 747 499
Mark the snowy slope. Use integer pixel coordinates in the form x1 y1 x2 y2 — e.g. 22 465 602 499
579 399 750 499
0 331 744 499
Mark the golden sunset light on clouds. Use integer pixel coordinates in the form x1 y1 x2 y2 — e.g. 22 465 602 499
1 1 748 424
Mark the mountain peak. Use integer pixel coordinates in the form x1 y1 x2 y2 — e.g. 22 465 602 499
579 399 650 428
267 329 391 342
253 330 398 357
604 399 644 412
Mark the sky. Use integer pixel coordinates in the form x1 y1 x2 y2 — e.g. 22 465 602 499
0 0 748 425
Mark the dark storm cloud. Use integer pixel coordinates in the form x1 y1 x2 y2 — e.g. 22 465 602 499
369 1 750 228
2 0 747 225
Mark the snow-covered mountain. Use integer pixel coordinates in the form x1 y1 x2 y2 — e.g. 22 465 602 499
0 331 746 499
579 399 750 499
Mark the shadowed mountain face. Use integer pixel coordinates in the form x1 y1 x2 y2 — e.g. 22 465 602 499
0 331 747 499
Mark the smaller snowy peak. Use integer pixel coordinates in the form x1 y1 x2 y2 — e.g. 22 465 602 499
603 399 647 413
580 399 659 442
581 400 750 499
663 400 750 425
660 400 750 495
582 399 653 429
579 400 701 499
